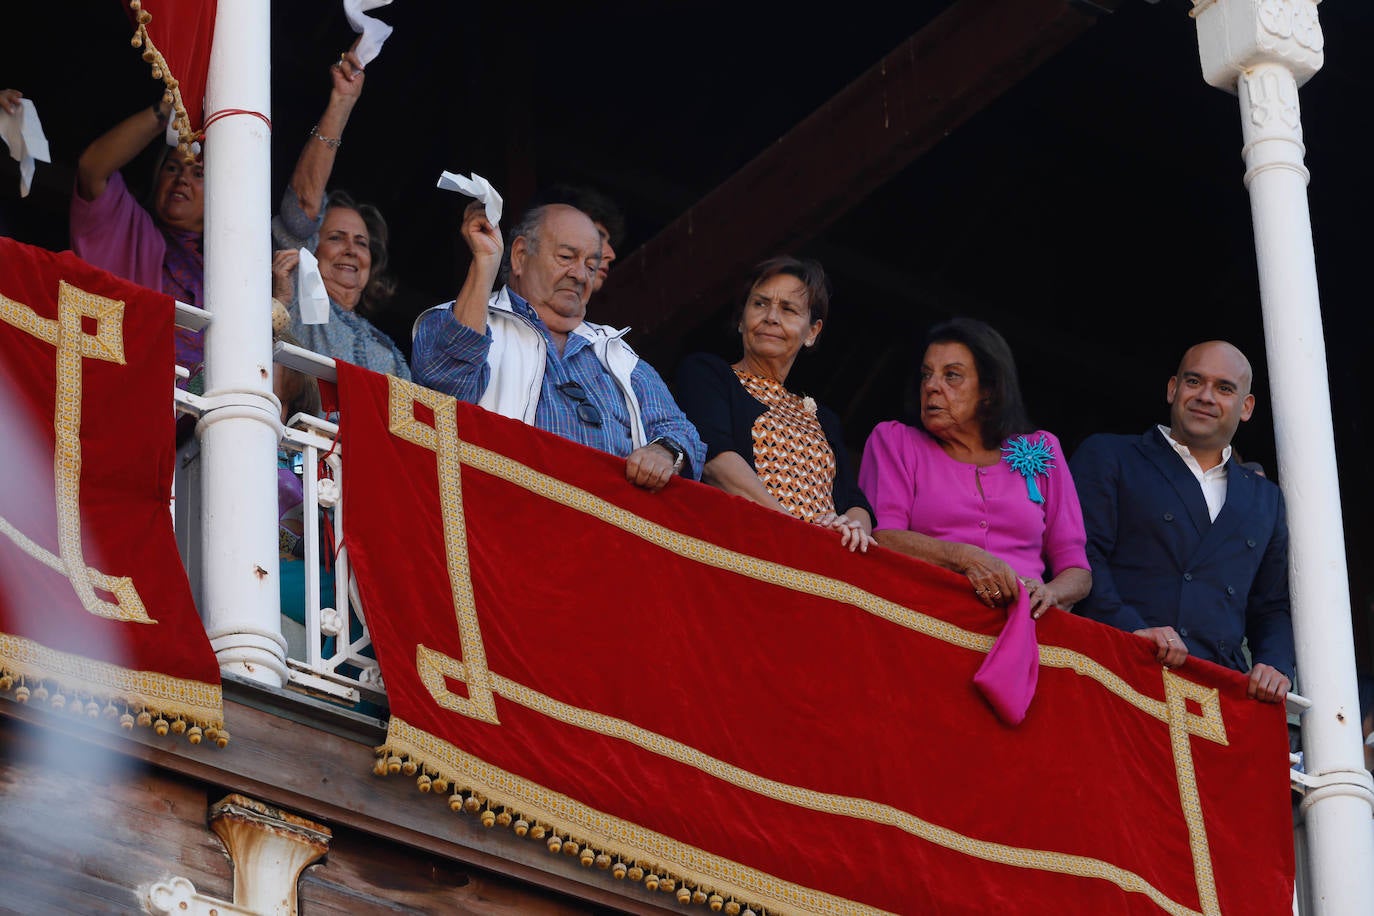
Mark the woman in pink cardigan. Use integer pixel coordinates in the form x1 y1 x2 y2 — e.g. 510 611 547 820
858 317 1091 618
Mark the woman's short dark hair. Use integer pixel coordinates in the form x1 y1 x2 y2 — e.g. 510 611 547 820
732 255 831 333
914 317 1034 448
322 188 396 317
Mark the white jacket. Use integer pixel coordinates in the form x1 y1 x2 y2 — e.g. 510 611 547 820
422 288 649 448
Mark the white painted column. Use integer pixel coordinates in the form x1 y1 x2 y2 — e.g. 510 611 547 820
197 0 287 685
1192 2 1374 913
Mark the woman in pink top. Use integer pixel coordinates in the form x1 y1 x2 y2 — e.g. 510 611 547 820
858 317 1091 619
70 96 204 383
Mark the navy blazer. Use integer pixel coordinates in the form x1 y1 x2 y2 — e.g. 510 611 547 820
1069 428 1294 679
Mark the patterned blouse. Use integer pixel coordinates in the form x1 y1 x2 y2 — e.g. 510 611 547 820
733 368 836 521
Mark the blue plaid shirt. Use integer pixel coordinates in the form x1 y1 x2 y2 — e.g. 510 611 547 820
412 290 705 478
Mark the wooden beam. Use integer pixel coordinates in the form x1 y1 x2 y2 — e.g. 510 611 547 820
0 689 676 914
595 0 1108 351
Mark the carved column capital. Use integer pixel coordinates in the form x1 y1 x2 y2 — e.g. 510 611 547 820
209 793 332 916
1192 0 1323 93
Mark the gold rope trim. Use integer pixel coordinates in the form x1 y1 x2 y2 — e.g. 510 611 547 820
457 436 1220 737
128 0 200 160
0 633 226 747
1165 670 1224 915
389 381 498 723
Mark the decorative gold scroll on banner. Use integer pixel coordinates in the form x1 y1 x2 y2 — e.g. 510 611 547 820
0 238 223 744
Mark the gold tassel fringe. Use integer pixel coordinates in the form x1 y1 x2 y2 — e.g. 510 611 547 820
127 0 201 162
0 664 226 748
374 746 764 914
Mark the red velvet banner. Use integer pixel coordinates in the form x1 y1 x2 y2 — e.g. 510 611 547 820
338 362 1294 916
0 238 222 738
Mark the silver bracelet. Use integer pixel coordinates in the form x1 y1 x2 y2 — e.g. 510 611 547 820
308 124 341 150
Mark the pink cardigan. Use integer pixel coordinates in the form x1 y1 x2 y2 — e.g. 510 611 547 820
858 420 1089 580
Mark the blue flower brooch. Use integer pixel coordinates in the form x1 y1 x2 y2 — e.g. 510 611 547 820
1001 435 1055 504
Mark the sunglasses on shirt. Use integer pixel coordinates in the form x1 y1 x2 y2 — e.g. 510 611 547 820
556 380 603 427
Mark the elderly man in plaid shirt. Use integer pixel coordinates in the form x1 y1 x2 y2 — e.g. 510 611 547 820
412 201 704 492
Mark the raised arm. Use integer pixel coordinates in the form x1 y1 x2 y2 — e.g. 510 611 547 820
287 38 366 222
410 201 502 398
75 98 170 202
453 200 503 333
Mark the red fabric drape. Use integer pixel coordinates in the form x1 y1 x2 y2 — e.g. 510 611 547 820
0 238 221 732
122 0 218 139
339 362 1293 916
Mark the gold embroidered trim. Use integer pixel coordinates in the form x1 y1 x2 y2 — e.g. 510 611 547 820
487 674 1217 915
0 283 152 624
0 632 225 745
383 385 1232 915
388 378 497 723
1165 670 1225 915
458 438 992 654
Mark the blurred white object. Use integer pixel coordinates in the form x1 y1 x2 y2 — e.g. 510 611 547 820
0 98 51 197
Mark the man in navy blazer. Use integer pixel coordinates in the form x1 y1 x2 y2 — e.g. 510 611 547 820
1070 340 1293 703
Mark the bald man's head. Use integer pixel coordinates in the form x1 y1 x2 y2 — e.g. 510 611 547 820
1167 340 1256 457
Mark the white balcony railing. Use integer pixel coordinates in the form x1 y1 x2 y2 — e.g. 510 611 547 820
171 303 383 712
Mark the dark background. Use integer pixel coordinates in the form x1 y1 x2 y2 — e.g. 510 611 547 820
4 1 1370 666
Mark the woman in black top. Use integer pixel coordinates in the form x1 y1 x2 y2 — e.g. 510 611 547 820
675 256 874 552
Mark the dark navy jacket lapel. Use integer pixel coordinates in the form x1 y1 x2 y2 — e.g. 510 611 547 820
1194 461 1253 562
1136 428 1211 536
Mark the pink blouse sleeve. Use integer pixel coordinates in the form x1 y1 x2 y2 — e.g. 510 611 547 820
69 171 166 291
858 420 918 533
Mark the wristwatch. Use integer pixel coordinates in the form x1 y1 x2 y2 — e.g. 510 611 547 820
647 436 687 474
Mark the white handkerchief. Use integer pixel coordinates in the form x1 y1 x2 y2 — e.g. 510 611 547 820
343 0 394 68
0 99 51 198
297 248 331 325
437 170 503 225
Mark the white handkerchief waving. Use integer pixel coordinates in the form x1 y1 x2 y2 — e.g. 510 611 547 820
296 248 331 325
343 0 393 68
0 99 51 197
437 171 503 226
